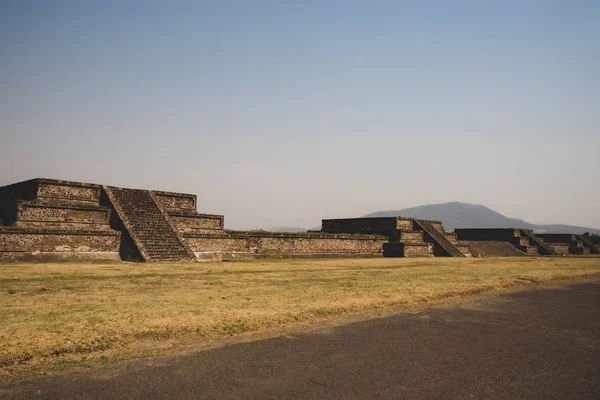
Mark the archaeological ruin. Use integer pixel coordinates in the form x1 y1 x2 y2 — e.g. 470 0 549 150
0 178 387 262
0 178 597 262
455 229 599 257
455 228 558 256
321 217 470 257
533 234 600 255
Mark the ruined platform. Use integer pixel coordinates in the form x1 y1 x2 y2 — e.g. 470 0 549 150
534 234 600 255
0 179 121 261
4 178 592 262
185 231 387 261
455 229 557 256
322 217 471 257
0 179 387 262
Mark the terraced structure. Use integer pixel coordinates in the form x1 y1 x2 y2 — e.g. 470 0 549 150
103 187 195 262
321 217 471 257
455 228 558 256
1 178 595 261
0 179 387 261
535 234 600 255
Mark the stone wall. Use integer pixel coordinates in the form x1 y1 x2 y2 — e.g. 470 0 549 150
0 228 120 261
322 217 399 235
322 217 445 236
383 242 433 257
153 191 196 211
400 231 424 242
404 243 434 256
36 179 102 203
184 231 386 261
17 203 110 224
0 179 121 262
454 229 520 241
169 212 224 234
547 243 570 255
0 179 37 224
535 234 578 243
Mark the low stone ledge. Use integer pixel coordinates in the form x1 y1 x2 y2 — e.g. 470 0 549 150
36 178 102 189
184 231 386 240
31 197 103 207
17 201 110 212
0 251 120 262
16 201 111 225
12 221 113 231
153 190 197 210
167 210 224 218
153 190 196 199
169 213 224 232
0 229 121 256
383 242 434 257
0 227 120 236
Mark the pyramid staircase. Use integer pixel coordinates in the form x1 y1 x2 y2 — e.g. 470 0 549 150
455 229 562 256
383 218 470 257
103 186 195 262
517 230 557 256
577 235 600 254
414 219 469 257
534 234 599 255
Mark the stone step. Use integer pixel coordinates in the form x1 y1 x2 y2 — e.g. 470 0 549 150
413 219 466 257
399 231 424 241
519 229 557 256
16 201 111 224
383 242 433 257
443 233 457 243
106 187 194 262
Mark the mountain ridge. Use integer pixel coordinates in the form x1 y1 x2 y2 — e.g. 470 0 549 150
362 202 600 235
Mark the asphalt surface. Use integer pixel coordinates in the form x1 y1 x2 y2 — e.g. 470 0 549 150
3 278 599 399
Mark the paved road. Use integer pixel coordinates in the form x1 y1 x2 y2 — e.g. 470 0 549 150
3 278 600 399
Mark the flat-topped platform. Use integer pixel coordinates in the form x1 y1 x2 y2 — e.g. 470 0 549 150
455 228 557 256
0 226 121 261
535 233 599 255
322 217 469 257
0 179 393 261
4 178 587 262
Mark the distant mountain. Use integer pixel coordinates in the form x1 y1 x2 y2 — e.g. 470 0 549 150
363 202 600 235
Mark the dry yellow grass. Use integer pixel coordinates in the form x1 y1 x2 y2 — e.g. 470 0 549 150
1 256 599 382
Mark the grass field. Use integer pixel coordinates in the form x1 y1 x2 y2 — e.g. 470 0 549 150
1 256 599 382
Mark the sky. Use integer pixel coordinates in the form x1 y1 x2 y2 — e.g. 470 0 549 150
1 0 599 230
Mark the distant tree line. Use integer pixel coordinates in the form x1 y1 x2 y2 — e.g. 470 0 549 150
582 232 600 245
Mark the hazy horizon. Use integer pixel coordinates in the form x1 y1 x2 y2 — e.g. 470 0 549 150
2 1 599 230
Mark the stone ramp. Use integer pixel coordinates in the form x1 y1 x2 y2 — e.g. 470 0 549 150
414 219 468 257
103 186 194 262
519 229 557 256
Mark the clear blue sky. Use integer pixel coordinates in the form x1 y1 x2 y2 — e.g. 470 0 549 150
2 1 599 229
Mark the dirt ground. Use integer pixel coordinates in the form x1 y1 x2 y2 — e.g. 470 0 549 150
1 256 599 382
